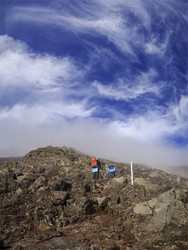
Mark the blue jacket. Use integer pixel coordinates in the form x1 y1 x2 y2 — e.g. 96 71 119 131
105 165 116 175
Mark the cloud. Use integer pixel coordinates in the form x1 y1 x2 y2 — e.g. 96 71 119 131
0 35 95 123
0 35 80 89
5 1 150 56
171 95 188 123
107 94 188 144
0 102 95 123
144 37 169 56
92 69 163 101
0 0 187 171
108 112 173 142
0 115 187 168
5 0 187 62
0 35 187 147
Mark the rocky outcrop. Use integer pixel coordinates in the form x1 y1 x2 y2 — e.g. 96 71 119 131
0 146 187 249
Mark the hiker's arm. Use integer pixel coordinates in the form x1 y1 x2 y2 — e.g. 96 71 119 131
105 169 109 176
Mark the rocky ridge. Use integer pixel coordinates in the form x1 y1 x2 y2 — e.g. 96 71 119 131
0 146 188 249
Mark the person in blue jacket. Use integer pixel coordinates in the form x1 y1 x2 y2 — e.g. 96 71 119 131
105 165 117 178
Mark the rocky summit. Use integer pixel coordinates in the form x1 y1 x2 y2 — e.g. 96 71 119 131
0 146 188 250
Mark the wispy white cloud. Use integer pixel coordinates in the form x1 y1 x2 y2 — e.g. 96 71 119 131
0 35 80 89
60 15 134 55
94 0 150 25
6 0 186 62
107 95 188 143
92 69 162 101
0 35 94 122
108 113 174 142
0 35 186 148
6 1 149 56
86 47 120 72
144 37 169 56
0 101 96 124
169 95 188 132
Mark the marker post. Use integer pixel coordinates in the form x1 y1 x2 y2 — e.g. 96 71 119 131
131 161 133 185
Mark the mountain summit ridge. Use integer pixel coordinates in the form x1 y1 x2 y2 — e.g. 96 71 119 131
0 146 188 249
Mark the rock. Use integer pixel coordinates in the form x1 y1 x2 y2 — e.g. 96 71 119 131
28 176 47 192
104 177 126 190
15 188 23 195
134 177 164 195
97 197 110 209
134 177 148 186
48 177 72 191
133 187 188 242
49 191 68 206
84 183 92 192
150 171 160 178
112 176 126 187
133 202 152 215
31 236 84 249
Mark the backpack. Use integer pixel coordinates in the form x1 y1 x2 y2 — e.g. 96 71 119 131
91 158 98 167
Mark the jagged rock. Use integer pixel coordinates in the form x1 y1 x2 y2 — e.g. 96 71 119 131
111 176 126 187
49 191 68 206
0 146 187 249
48 177 72 191
104 176 127 191
133 202 152 215
28 176 47 192
97 197 110 209
133 187 188 246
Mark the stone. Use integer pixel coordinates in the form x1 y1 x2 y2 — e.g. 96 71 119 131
133 202 152 215
49 191 68 206
97 196 110 208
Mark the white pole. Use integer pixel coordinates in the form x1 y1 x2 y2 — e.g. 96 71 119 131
131 161 133 185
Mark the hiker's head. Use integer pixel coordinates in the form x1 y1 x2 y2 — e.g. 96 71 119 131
96 157 99 160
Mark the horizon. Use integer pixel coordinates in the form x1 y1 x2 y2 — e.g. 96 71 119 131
0 144 187 179
0 0 187 168
0 144 187 169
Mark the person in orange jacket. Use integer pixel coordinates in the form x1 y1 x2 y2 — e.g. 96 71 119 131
91 157 101 188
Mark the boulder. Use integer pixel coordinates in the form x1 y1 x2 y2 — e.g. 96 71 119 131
104 176 126 190
28 176 47 192
133 187 188 241
49 191 68 206
133 202 152 215
97 196 110 208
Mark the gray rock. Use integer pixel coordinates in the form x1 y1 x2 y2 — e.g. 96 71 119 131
49 191 68 206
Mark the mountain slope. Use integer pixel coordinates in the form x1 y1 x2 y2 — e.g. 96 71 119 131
0 146 188 249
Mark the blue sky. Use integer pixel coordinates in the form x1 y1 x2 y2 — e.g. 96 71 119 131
0 0 187 167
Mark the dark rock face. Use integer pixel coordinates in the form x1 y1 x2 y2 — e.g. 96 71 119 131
0 146 188 249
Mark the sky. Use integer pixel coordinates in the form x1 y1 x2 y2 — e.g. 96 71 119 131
0 0 188 168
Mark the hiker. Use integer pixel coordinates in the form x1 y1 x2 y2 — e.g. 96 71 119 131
105 165 116 178
96 157 102 177
91 157 101 188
